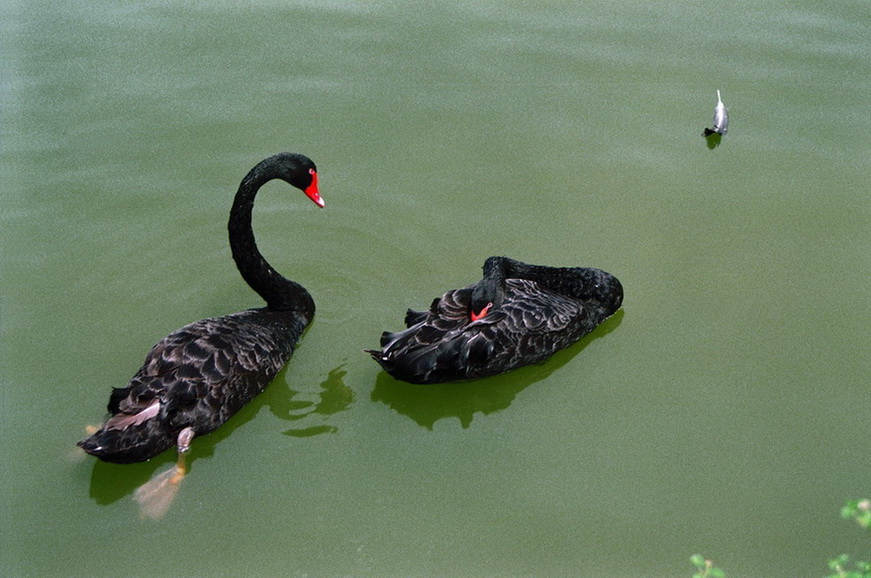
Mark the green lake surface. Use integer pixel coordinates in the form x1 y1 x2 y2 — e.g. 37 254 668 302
2 1 869 576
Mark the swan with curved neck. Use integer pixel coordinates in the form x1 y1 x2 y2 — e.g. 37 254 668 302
78 153 323 466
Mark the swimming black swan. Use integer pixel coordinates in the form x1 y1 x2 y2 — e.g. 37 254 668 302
78 153 323 466
366 256 623 384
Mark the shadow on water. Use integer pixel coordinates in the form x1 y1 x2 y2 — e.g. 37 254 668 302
704 132 723 150
370 309 625 429
269 363 354 437
85 350 353 518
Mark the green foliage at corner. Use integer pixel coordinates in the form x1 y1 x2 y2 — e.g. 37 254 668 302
690 554 725 578
842 500 871 530
827 554 871 578
691 499 870 578
827 499 871 578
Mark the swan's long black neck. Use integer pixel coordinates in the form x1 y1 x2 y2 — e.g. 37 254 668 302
228 162 315 318
482 256 623 311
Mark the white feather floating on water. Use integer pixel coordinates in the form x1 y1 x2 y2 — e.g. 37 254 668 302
703 90 729 137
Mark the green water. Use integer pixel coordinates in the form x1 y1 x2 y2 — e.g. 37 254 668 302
3 1 869 576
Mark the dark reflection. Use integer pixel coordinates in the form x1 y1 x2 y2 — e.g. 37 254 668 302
88 454 176 506
267 363 354 437
371 309 624 429
84 359 352 518
704 132 723 149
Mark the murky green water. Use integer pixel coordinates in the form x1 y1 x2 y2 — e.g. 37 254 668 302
3 1 869 576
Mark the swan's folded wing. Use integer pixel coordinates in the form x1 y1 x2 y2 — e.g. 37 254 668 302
434 286 474 320
500 279 583 334
138 312 294 382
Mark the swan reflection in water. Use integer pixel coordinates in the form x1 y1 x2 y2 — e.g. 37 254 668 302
278 364 354 438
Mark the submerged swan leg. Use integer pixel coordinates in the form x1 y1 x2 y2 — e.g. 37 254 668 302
133 427 196 519
171 427 196 482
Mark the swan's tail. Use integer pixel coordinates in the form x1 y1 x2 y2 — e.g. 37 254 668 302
77 419 175 464
364 348 384 361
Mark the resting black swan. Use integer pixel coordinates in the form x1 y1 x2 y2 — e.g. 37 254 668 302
366 256 623 384
78 153 323 466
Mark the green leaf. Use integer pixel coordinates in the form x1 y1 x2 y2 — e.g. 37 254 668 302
835 554 851 565
843 501 860 519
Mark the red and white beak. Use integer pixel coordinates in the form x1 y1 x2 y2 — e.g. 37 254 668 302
305 169 324 208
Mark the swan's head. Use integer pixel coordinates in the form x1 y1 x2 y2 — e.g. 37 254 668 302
470 275 504 321
581 268 624 315
469 256 511 320
276 153 324 208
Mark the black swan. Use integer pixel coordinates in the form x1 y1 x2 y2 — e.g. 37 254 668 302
366 256 623 384
78 153 323 466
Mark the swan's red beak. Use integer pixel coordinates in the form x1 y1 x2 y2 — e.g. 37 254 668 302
470 302 492 322
305 169 324 208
